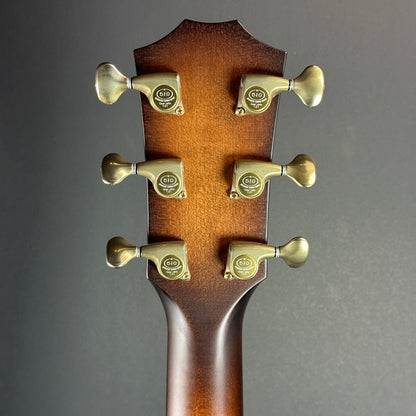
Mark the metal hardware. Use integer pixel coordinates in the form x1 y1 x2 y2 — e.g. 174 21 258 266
95 62 184 115
101 154 187 199
235 65 324 115
106 237 190 280
224 237 309 280
230 154 316 199
275 237 309 269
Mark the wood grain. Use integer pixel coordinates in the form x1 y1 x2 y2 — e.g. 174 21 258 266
134 20 286 416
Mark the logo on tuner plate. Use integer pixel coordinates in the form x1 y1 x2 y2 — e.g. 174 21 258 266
238 173 262 197
161 255 184 279
244 86 269 111
153 85 177 111
232 255 256 279
157 172 180 197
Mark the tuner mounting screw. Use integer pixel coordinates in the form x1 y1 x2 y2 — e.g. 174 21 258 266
175 106 184 115
235 107 246 116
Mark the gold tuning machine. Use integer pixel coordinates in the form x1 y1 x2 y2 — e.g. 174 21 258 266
224 237 309 280
101 153 187 199
106 237 190 280
95 62 184 115
230 154 316 199
235 65 324 115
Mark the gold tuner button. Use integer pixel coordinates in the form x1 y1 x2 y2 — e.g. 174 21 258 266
106 237 190 280
277 237 309 268
101 153 135 185
106 236 139 268
235 65 324 115
101 154 187 199
230 154 316 199
95 62 184 115
224 237 309 280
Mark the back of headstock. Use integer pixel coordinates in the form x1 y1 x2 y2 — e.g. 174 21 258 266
95 19 324 416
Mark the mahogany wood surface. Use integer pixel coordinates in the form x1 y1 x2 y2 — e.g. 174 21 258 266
134 20 286 416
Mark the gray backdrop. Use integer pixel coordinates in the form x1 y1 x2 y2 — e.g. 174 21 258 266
1 1 415 415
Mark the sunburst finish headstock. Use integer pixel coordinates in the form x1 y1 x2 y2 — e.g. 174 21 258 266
95 19 324 416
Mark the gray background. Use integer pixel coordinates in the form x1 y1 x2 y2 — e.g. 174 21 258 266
1 0 415 415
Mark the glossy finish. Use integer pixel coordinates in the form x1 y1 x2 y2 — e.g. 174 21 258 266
134 20 286 416
101 154 187 198
95 62 184 114
235 65 324 114
230 154 316 199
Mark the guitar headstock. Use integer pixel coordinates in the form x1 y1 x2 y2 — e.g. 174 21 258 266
95 19 324 415
96 19 323 314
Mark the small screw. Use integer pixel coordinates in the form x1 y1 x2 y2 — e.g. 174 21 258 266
224 272 233 280
175 106 184 115
181 272 191 281
178 191 187 199
230 192 239 199
235 107 246 116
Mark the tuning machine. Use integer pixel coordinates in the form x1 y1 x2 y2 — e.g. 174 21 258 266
235 65 324 115
101 153 187 199
224 237 309 280
230 154 316 199
106 237 190 280
95 62 184 115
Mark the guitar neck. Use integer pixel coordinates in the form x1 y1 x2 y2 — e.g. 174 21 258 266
158 285 252 416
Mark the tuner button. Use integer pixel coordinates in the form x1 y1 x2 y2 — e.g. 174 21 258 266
101 153 135 185
95 63 130 105
106 236 139 268
283 154 316 188
277 237 309 268
291 65 325 108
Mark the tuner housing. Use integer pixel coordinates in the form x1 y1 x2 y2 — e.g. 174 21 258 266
141 241 190 280
224 241 276 280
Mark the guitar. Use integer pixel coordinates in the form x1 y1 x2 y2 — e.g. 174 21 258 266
95 20 324 416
